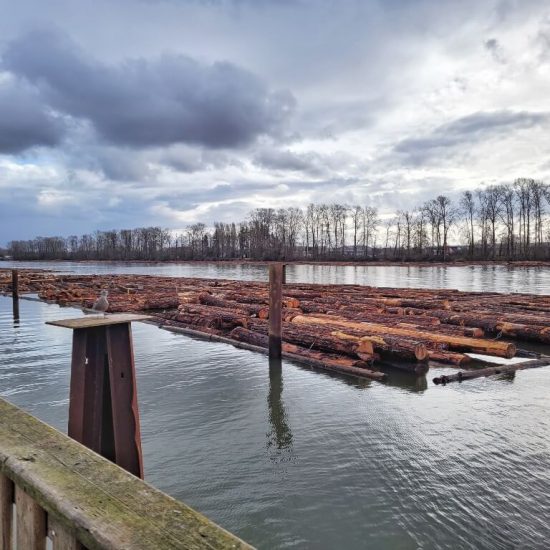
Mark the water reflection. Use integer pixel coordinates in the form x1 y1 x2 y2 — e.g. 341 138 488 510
3 296 550 549
266 357 293 459
12 297 19 326
383 367 428 393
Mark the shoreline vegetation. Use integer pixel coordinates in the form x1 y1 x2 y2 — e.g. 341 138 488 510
4 179 550 263
2 258 550 268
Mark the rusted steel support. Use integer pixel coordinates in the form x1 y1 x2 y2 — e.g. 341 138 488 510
47 315 147 479
269 264 283 359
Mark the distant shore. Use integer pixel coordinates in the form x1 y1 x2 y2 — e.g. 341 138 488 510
2 258 550 268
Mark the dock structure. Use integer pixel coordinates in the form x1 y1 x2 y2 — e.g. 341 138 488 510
0 398 253 550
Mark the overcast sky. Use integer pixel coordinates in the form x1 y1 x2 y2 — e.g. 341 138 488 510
1 0 549 243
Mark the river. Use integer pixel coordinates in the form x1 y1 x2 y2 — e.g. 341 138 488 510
1 262 550 549
3 260 550 293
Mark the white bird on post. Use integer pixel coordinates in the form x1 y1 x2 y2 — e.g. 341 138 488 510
92 290 109 316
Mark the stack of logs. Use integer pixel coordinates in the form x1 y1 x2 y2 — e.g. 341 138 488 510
2 269 548 381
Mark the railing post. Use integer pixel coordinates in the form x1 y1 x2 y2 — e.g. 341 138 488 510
48 517 83 550
15 486 46 550
0 474 14 550
47 315 149 479
269 263 283 359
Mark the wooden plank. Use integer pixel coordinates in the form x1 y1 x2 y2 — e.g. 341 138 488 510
46 314 151 329
269 264 283 359
0 474 13 550
15 486 46 550
48 517 83 550
0 398 252 550
106 323 144 479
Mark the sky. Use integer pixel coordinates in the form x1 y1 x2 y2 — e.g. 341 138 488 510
1 0 550 243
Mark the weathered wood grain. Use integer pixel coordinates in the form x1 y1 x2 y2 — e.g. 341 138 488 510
48 517 84 550
15 486 46 550
0 398 253 550
46 314 150 329
0 474 14 550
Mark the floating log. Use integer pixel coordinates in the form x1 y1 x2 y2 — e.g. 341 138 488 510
331 331 427 362
427 350 471 366
247 320 374 357
5 269 548 377
290 315 517 358
433 358 550 385
229 327 385 381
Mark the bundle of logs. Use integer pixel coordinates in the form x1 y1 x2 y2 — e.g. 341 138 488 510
3 269 549 381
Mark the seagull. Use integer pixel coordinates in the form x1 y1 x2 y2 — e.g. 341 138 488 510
92 290 109 316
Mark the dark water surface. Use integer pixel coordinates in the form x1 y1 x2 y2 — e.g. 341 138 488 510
2 263 550 549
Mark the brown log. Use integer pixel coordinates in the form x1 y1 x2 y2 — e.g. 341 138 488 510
290 315 517 358
427 350 471 366
247 320 374 357
433 358 550 385
331 331 427 361
229 327 385 381
198 292 267 316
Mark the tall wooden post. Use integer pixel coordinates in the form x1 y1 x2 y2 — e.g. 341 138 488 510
46 314 149 479
269 263 283 359
11 270 18 299
11 270 19 324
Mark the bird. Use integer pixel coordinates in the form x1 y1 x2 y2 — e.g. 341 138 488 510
92 290 109 315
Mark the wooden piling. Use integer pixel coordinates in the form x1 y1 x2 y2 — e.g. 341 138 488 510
269 264 283 359
11 270 18 299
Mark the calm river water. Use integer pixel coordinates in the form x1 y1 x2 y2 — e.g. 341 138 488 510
1 262 550 549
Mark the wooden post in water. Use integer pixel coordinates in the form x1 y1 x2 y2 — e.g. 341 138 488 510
269 263 283 359
46 314 150 479
11 270 18 299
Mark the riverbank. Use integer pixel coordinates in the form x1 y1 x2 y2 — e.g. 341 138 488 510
3 258 550 268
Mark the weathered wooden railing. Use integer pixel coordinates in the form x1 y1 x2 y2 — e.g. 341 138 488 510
0 397 253 549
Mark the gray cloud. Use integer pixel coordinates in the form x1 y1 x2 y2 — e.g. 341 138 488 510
393 110 549 165
1 0 550 244
0 78 65 153
254 149 320 173
484 37 506 63
3 29 295 149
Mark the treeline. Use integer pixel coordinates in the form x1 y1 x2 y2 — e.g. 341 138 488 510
7 178 550 262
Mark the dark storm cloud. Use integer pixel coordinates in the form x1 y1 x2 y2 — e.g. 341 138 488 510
2 29 295 149
393 110 549 165
0 79 65 153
